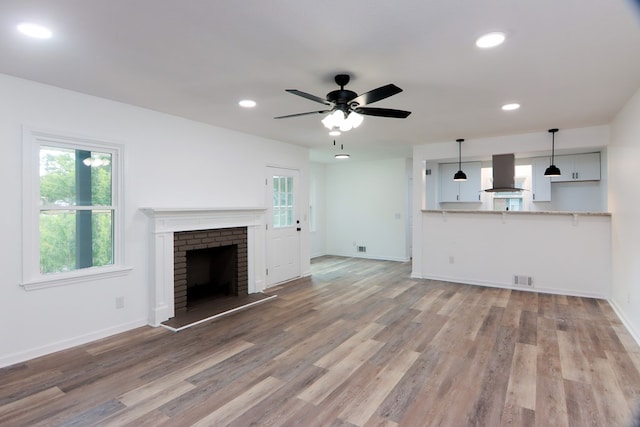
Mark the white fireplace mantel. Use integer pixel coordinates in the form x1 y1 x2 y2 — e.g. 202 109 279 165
142 207 266 326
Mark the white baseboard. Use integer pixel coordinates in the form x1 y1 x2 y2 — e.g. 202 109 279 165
0 318 147 369
608 298 640 349
412 273 607 300
325 251 410 263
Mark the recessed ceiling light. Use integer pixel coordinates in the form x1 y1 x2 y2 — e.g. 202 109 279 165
238 99 256 108
476 32 505 48
17 22 52 39
329 130 341 136
501 103 520 111
335 153 350 159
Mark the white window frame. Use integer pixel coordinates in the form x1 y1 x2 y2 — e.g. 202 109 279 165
21 127 130 290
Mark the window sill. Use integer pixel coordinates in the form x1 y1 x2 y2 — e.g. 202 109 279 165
21 265 133 291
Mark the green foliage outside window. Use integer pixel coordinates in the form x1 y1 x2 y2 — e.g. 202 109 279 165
39 147 114 274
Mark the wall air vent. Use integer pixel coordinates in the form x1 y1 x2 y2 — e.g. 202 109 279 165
514 275 533 286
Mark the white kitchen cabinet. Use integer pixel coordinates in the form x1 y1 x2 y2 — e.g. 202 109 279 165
440 162 482 202
531 157 551 202
551 152 601 182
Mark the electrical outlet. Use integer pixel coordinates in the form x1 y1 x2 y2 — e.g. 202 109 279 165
115 296 125 309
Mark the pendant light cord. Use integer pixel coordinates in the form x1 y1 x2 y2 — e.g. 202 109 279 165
549 128 558 164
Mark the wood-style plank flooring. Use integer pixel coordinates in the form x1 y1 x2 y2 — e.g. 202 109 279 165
2 256 640 426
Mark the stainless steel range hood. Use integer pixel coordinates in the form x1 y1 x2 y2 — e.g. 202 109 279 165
484 153 523 192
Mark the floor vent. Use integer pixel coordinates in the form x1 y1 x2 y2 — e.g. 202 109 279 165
514 275 533 286
357 246 367 253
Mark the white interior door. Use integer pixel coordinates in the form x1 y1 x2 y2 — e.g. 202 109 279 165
266 167 301 287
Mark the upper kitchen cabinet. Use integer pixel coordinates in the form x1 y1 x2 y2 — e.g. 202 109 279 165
551 152 601 182
440 162 482 202
531 157 552 202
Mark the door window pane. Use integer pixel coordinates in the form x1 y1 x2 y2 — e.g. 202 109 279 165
273 175 293 228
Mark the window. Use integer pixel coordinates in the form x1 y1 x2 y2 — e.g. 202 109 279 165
272 175 293 228
22 128 127 289
493 197 523 211
493 175 526 211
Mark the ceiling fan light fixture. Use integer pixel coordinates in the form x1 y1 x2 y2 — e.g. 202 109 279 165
323 110 363 132
349 111 364 129
476 32 506 48
82 155 110 168
321 110 345 130
339 120 353 132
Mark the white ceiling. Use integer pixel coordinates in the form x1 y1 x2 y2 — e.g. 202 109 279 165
1 0 639 162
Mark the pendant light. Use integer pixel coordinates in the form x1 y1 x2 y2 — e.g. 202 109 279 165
453 138 467 181
544 128 561 177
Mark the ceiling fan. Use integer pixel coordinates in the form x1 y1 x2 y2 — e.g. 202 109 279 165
274 74 411 130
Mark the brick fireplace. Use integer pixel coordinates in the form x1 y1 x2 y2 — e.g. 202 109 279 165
173 227 248 313
142 208 266 326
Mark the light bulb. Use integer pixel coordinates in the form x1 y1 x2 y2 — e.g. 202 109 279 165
349 112 364 128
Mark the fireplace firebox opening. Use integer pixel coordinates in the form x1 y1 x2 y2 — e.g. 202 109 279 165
186 245 237 304
173 227 248 314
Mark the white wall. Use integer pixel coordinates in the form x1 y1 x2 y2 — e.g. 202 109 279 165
0 74 310 367
418 211 611 298
609 86 640 342
324 158 411 262
310 162 327 258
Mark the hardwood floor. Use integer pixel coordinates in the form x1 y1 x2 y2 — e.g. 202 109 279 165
2 256 640 426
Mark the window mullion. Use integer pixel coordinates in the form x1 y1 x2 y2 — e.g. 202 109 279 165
75 149 93 269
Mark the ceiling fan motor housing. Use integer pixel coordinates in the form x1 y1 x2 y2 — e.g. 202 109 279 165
329 74 358 113
327 89 358 113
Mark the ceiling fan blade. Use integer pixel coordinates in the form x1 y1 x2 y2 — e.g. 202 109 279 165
354 107 412 118
274 110 331 119
349 84 402 106
286 89 331 105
